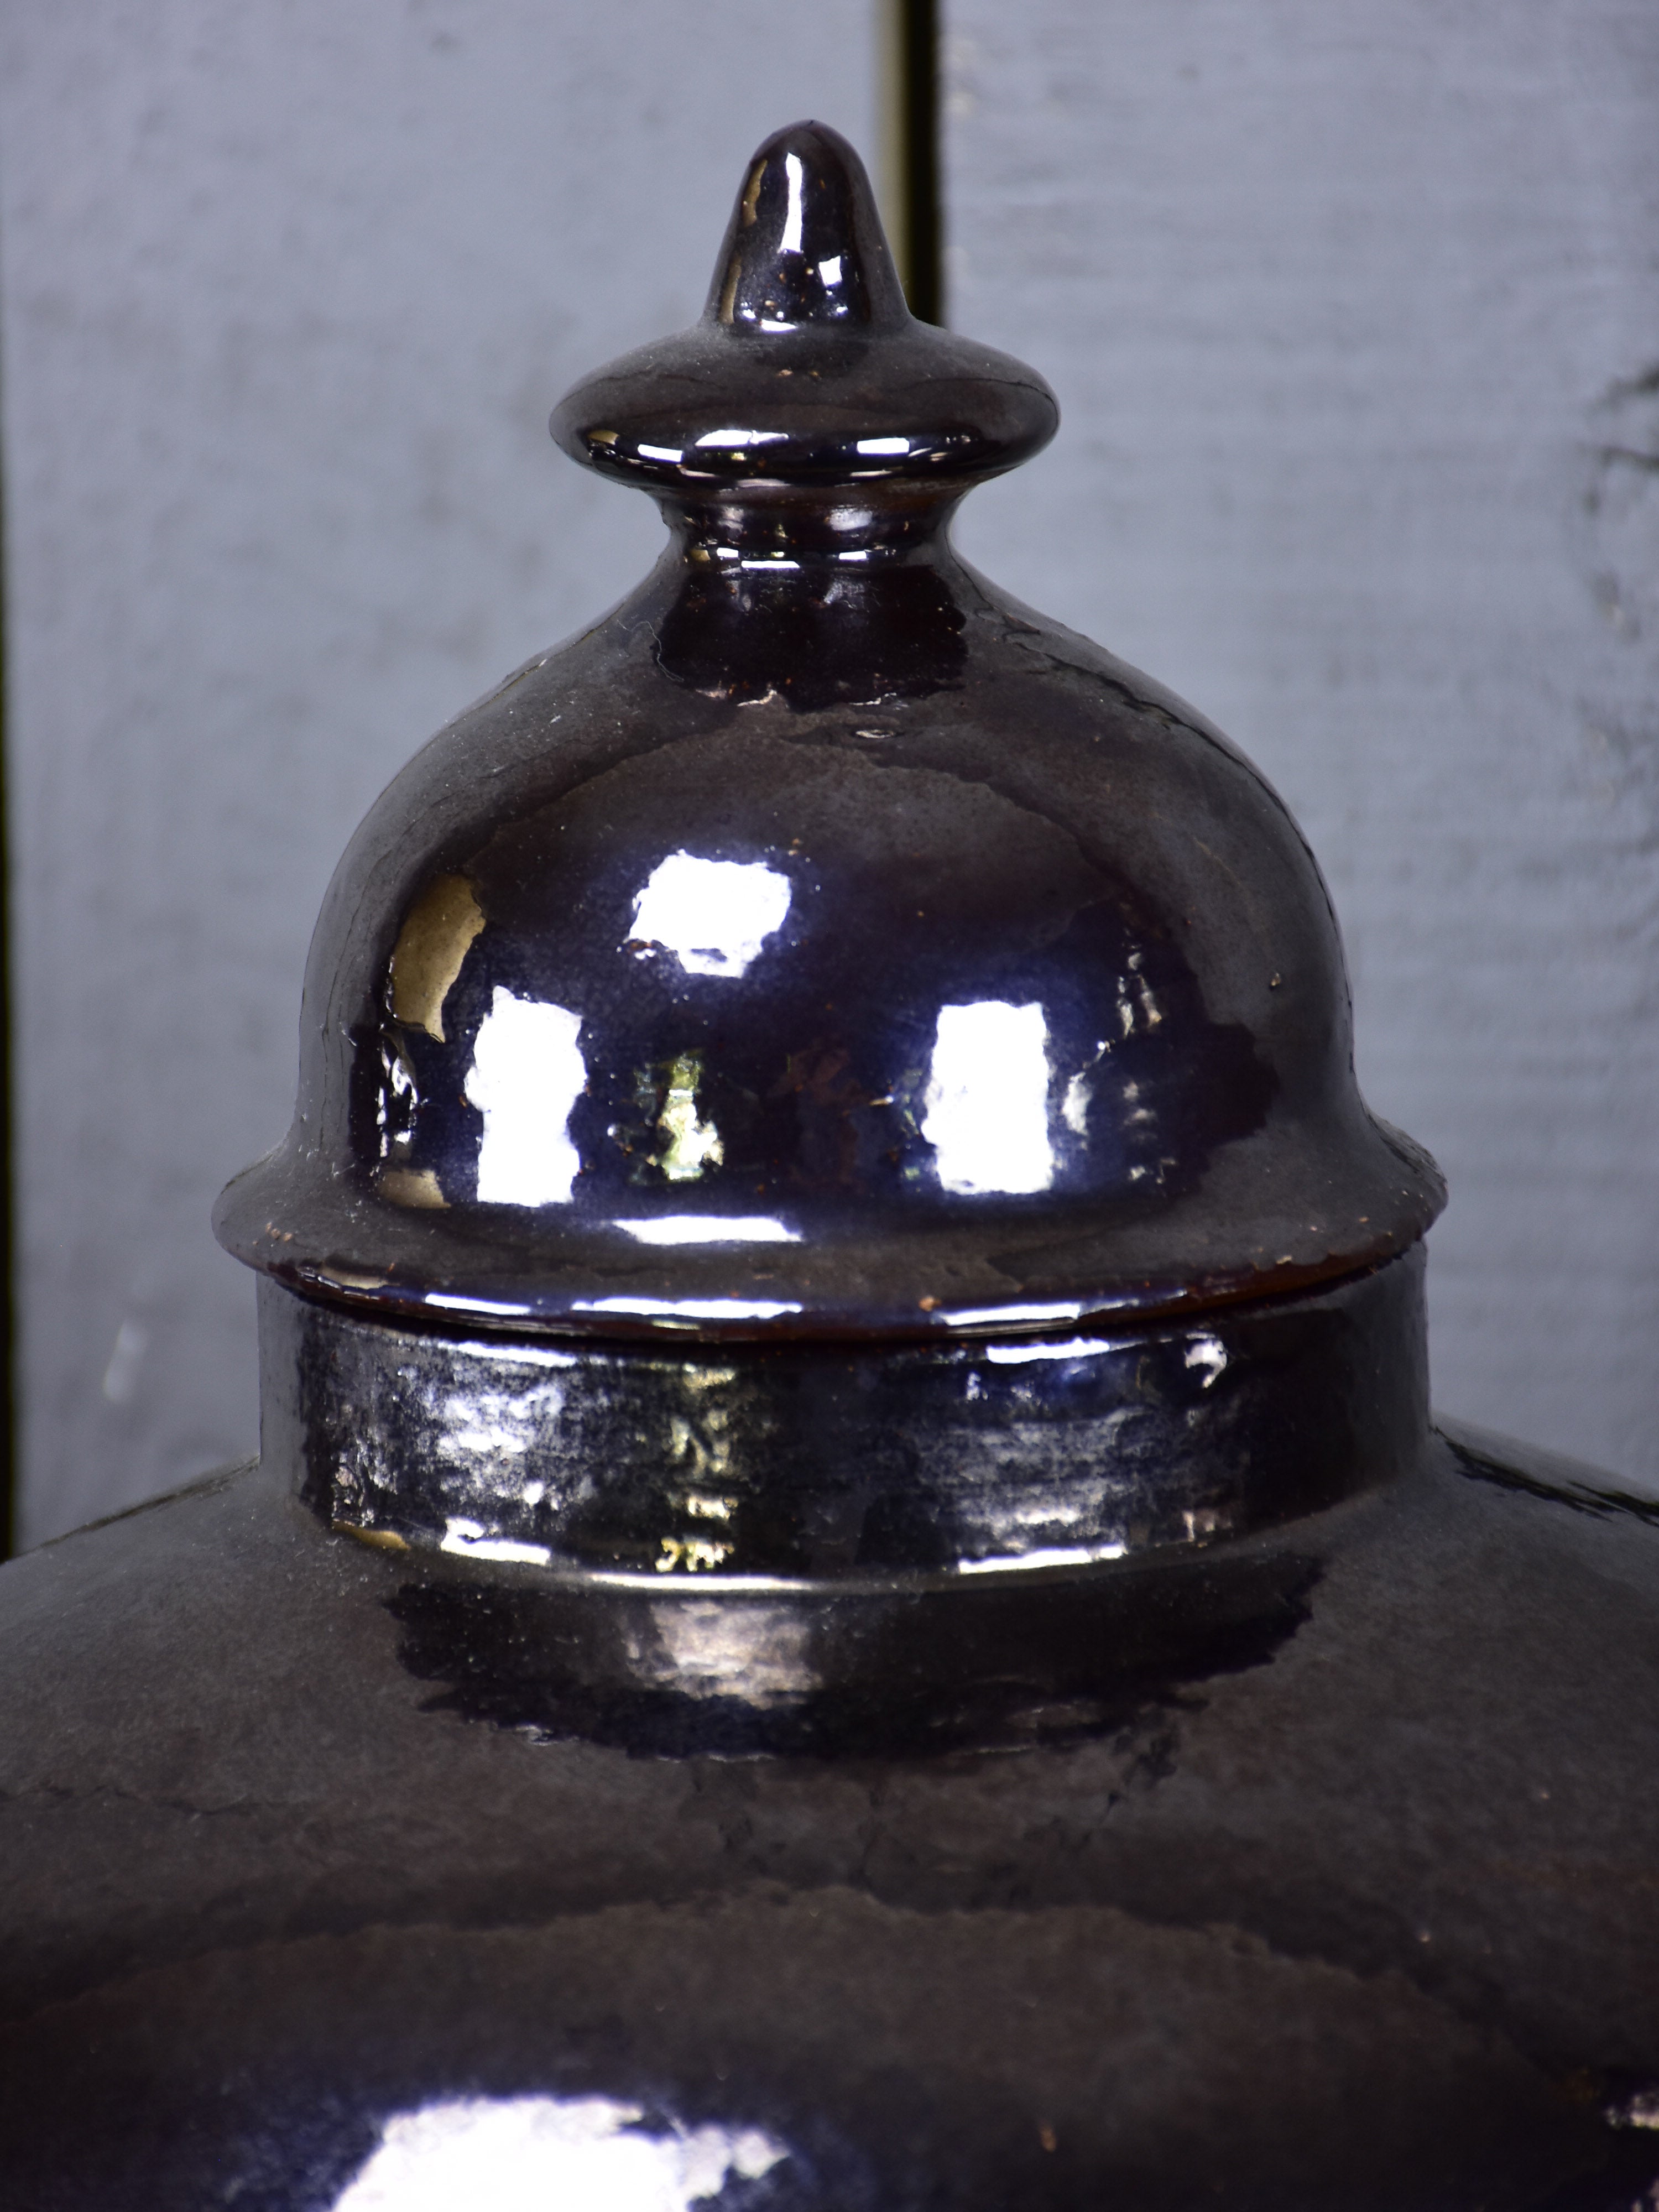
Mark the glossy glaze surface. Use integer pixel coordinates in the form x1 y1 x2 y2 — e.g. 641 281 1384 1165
11 118 1630 2212
272 1253 1425 1586
3 1425 1659 2206
215 122 1442 1342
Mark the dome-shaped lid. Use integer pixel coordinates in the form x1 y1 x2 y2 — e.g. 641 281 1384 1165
216 121 1442 1342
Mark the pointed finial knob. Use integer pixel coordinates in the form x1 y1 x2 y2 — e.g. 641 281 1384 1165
550 121 1057 500
707 121 910 332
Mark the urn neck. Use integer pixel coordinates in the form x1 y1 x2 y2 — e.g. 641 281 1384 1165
660 490 963 565
265 1252 1427 1594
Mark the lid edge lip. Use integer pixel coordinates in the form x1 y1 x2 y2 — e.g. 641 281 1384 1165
247 1238 1431 1353
214 1113 1446 1348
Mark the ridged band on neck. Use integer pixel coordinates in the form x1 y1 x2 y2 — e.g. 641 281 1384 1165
260 1249 1426 1593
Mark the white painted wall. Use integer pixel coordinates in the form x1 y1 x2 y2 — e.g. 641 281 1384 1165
0 1 878 1544
946 0 1659 1484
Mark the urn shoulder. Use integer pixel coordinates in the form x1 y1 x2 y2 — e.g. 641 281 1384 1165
5 1426 1659 2207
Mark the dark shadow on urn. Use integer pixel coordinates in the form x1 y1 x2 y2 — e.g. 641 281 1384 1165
385 1545 1322 1760
1443 1425 1659 1530
651 557 968 711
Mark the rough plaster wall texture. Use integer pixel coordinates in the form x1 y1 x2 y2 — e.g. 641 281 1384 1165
0 1 878 1545
946 0 1659 1485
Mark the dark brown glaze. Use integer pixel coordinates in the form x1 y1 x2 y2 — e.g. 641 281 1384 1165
4 1427 1659 2208
214 121 1441 1345
2 122 1657 2212
263 1253 1426 1585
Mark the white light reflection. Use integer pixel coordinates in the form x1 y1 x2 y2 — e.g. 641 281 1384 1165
440 1519 552 1568
333 2094 786 2212
985 1336 1116 1366
943 1299 1083 1329
1061 1070 1093 1134
464 988 586 1206
780 150 806 253
617 1215 800 1246
650 1600 812 1695
628 852 792 978
573 1296 802 1322
429 1293 533 1317
922 1001 1055 1196
957 1542 1128 1575
1184 1335 1229 1388
695 427 789 449
435 1378 567 1465
855 435 911 456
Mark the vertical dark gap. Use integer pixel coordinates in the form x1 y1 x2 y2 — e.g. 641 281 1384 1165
896 0 946 325
0 434 13 1559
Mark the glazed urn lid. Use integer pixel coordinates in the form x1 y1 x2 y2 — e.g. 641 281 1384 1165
214 120 1443 1347
19 121 1659 2212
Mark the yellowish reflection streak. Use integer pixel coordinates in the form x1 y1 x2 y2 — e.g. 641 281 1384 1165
389 874 486 1042
659 1053 724 1182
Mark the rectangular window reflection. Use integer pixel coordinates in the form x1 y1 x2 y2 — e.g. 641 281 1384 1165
922 1000 1055 1195
464 987 586 1206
